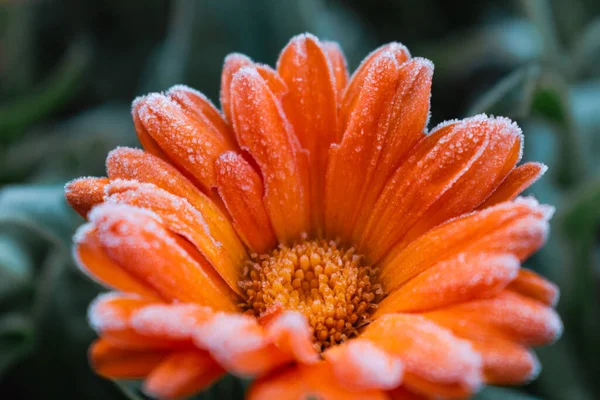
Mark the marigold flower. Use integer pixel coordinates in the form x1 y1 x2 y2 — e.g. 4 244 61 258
66 33 562 399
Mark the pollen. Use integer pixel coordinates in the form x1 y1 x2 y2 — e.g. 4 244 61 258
240 239 384 351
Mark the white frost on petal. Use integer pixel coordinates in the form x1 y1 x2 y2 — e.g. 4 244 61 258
131 303 209 339
328 339 404 390
87 292 141 332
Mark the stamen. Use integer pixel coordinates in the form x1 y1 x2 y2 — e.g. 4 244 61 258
240 239 383 351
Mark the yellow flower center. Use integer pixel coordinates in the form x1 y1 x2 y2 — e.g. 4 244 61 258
241 239 384 351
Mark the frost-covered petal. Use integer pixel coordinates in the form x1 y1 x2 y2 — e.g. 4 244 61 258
89 338 168 379
326 54 431 242
105 147 244 265
74 224 162 299
478 162 547 209
362 314 483 398
220 53 286 124
469 338 540 385
507 268 560 306
230 66 310 243
377 252 519 315
105 179 246 295
264 311 319 364
322 40 349 106
247 362 389 400
166 84 238 149
143 350 225 400
65 177 109 218
278 33 338 234
133 93 234 192
362 115 522 263
423 291 563 346
324 339 404 391
340 42 410 133
193 312 290 377
87 203 238 310
215 151 276 254
378 198 552 292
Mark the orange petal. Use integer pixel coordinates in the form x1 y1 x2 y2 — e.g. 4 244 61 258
89 339 167 379
166 84 237 149
264 311 319 364
362 115 522 263
322 41 349 107
325 51 401 241
88 203 238 311
105 180 246 295
469 338 539 385
143 350 226 400
478 162 547 209
248 362 389 400
379 198 553 291
106 148 244 267
423 291 563 346
388 386 428 400
362 314 483 399
74 225 162 299
508 268 560 306
89 293 201 350
278 34 338 234
193 312 290 377
349 58 433 243
133 93 232 192
65 177 109 218
377 253 519 315
324 339 404 391
215 152 276 254
221 53 287 124
340 42 411 134
230 66 310 243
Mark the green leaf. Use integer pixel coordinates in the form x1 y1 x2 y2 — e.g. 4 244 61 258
571 18 600 77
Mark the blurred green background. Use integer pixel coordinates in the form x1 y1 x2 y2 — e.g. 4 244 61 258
0 0 599 399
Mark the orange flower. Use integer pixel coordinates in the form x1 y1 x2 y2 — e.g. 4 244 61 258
66 34 562 400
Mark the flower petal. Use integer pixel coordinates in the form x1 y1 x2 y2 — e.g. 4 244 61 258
221 53 286 124
65 177 109 218
376 253 519 315
324 338 404 391
322 40 349 106
469 338 540 385
166 84 237 149
88 203 238 311
105 180 246 295
230 66 310 243
423 291 563 346
278 34 338 234
215 151 276 254
325 50 402 240
74 225 162 299
379 198 552 292
264 311 319 364
362 115 522 263
247 362 389 400
478 162 547 209
340 42 410 133
89 339 168 379
105 147 243 266
133 93 233 192
193 312 290 377
362 314 483 399
507 268 560 306
143 350 226 400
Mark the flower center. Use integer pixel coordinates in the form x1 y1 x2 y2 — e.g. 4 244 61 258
240 239 384 351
